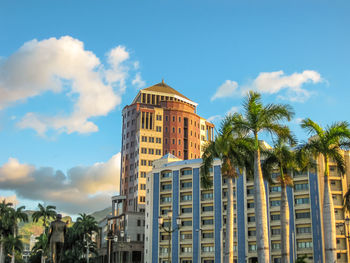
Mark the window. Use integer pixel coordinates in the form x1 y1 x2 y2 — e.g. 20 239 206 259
247 216 255 222
202 219 214 225
142 136 147 142
148 160 153 166
247 202 255 209
248 230 256 236
161 196 171 204
181 181 192 189
141 160 147 166
270 186 281 192
148 137 154 143
294 183 309 191
182 220 192 226
270 200 281 207
202 206 214 212
179 128 181 133
140 184 146 190
140 172 146 178
156 126 162 132
156 115 162 121
162 183 172 191
272 243 281 250
181 246 192 253
271 228 281 235
148 148 154 154
201 245 214 252
172 127 175 133
180 233 192 240
270 214 280 221
173 116 175 122
137 219 141 226
296 212 311 219
139 196 145 202
296 226 311 234
156 138 162 143
156 149 162 155
248 244 257 252
201 192 213 200
295 197 309 205
172 139 175 144
181 194 192 201
165 116 168 121
202 232 214 239
247 188 254 195
181 169 192 176
297 241 313 249
181 207 192 213
178 139 181 145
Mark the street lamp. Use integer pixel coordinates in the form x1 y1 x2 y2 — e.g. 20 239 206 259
106 230 114 263
158 211 181 263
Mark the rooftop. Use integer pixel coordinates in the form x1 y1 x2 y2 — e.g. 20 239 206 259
142 80 193 102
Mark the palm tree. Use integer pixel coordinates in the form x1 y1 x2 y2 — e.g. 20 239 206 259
32 204 57 234
0 200 13 263
3 235 23 263
262 138 297 263
8 206 28 262
75 214 99 263
201 115 254 263
32 233 49 263
298 118 350 262
231 91 294 262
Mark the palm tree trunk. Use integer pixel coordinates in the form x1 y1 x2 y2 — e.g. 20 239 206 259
0 236 4 263
323 157 337 263
280 182 290 263
225 177 234 263
254 149 270 262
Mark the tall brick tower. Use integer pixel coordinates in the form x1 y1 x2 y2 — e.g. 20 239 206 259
120 80 214 212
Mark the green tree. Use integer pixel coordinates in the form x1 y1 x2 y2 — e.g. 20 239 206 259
231 91 294 262
3 235 23 263
262 138 299 263
32 204 57 234
31 234 49 263
8 206 28 263
298 118 350 262
61 214 98 263
201 115 254 263
0 200 13 263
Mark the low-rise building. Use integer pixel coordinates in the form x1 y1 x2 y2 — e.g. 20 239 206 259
145 151 350 263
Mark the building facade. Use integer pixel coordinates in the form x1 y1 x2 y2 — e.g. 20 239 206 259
145 151 350 263
120 80 214 213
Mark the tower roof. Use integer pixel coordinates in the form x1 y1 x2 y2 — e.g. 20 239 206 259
142 80 192 102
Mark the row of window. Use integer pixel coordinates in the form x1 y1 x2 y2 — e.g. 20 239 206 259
141 148 162 155
140 160 153 166
165 115 200 129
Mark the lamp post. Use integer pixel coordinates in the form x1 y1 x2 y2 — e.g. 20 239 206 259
158 211 181 263
106 230 114 263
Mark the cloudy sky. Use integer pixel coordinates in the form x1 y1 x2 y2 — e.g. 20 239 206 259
0 1 349 215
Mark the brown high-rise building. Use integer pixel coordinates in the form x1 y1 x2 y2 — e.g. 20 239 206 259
120 80 214 212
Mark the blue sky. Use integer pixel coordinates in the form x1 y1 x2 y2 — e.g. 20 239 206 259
0 0 349 215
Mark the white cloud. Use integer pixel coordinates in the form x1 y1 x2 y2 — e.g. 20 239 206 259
0 195 19 206
226 106 240 115
211 80 238 101
207 115 222 123
132 72 146 89
0 153 121 214
211 70 323 102
0 36 141 135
